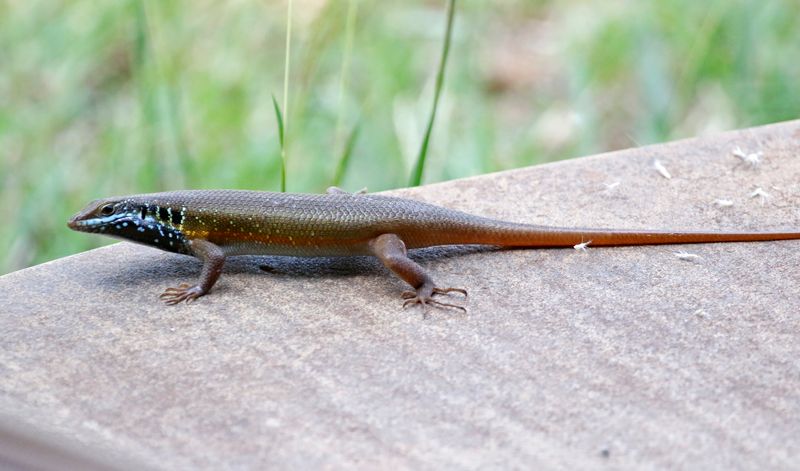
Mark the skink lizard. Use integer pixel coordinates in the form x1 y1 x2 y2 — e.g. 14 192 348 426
67 188 800 310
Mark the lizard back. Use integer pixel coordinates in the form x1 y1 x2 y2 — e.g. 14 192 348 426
116 190 526 256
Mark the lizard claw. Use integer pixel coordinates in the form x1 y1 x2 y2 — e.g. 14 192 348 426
401 287 466 301
159 283 204 305
401 285 468 315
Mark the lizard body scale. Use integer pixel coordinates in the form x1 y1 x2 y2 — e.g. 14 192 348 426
68 189 800 310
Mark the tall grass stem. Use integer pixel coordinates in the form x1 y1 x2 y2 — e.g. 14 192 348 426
272 95 286 193
279 0 294 192
333 0 359 158
333 124 360 187
408 0 456 187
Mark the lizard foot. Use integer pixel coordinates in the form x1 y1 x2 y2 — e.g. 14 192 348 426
401 286 468 313
159 283 204 305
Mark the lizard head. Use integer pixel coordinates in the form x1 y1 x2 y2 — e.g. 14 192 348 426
67 198 143 234
68 196 190 254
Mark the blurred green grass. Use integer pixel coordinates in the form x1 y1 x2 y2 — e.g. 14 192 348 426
2 0 799 274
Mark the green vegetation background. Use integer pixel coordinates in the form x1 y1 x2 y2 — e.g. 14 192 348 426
2 0 799 274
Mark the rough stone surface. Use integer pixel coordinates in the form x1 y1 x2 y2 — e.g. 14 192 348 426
2 121 800 469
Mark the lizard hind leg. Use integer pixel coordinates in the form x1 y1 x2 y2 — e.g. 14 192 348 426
369 233 467 313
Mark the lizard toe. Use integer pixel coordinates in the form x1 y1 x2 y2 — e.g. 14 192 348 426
401 288 467 314
159 283 204 305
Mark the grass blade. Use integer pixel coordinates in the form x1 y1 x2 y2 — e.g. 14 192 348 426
272 94 286 192
333 0 359 159
133 0 190 188
409 0 456 187
279 0 293 193
133 0 160 188
332 123 360 187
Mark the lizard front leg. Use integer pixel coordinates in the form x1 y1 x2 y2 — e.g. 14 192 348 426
160 239 226 305
369 233 467 313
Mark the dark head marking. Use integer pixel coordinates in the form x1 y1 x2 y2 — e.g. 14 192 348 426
68 197 190 254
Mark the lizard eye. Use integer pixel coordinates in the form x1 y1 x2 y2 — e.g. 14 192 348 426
100 204 115 216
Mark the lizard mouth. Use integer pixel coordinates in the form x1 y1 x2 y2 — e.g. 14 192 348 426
67 214 86 231
67 212 131 233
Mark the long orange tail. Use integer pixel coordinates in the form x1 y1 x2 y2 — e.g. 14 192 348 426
503 228 800 247
438 220 800 248
498 226 800 247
